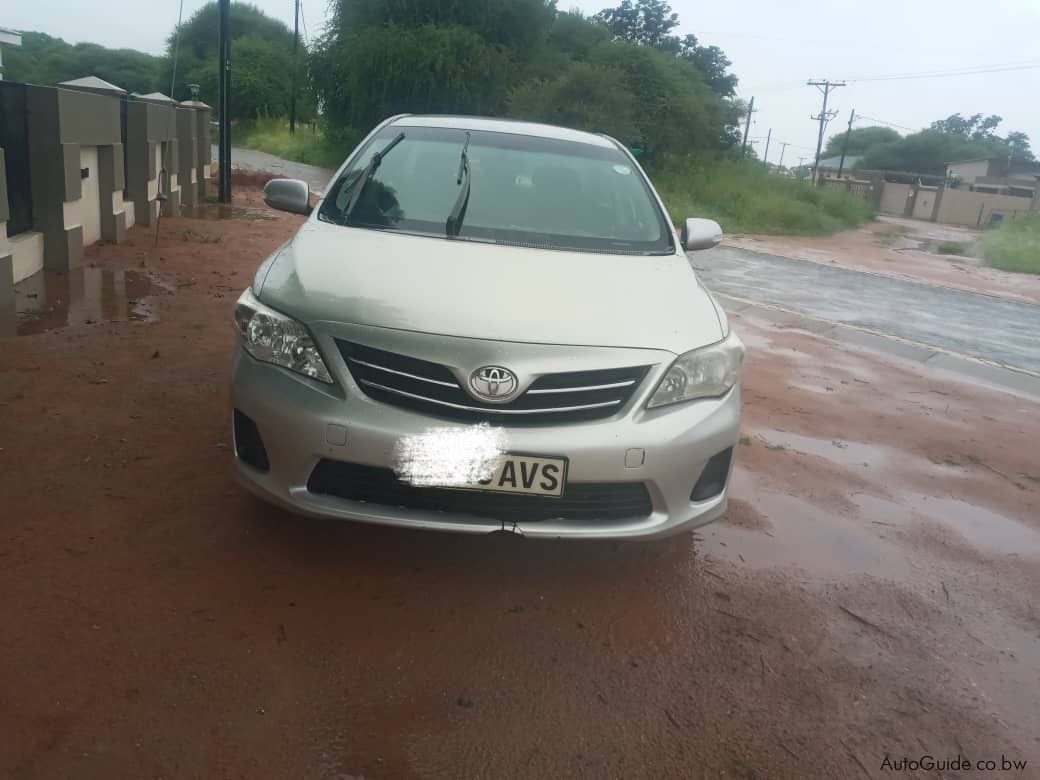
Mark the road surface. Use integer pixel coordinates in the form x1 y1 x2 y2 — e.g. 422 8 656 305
215 145 336 195
694 245 1040 375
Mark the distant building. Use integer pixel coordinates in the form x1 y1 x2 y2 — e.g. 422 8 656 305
945 156 1040 198
817 154 863 176
0 27 22 80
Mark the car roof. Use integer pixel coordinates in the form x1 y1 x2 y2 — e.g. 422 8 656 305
388 114 619 150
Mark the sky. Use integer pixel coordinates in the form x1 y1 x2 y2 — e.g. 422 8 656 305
6 0 1040 162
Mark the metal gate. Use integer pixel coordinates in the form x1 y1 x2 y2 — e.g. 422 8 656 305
0 81 33 236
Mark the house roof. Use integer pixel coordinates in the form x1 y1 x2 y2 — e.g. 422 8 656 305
0 27 23 46
59 76 127 94
817 154 862 170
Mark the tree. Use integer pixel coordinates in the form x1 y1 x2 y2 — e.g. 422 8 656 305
594 0 678 46
1006 131 1035 162
162 2 311 119
327 0 556 59
859 129 1009 175
659 34 737 97
3 31 161 94
822 126 901 159
594 1 738 97
930 113 1002 140
312 23 512 132
508 62 640 144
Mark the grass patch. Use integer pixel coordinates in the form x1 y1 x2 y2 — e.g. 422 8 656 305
234 117 355 170
653 156 876 236
935 240 969 256
980 213 1040 274
873 223 912 245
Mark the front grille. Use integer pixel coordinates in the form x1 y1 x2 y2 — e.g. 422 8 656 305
307 459 654 523
337 340 651 425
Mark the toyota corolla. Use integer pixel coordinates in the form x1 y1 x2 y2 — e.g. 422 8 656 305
231 115 744 538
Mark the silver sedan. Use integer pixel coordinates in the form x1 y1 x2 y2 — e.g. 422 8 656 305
231 114 743 538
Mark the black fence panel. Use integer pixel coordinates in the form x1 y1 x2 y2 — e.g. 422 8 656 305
0 81 33 236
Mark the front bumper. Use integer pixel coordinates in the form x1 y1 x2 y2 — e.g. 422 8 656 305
231 346 741 540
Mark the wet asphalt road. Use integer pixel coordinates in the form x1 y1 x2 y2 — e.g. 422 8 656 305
217 145 336 194
693 245 1040 374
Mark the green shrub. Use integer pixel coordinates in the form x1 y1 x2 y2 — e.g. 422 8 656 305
235 117 347 169
653 156 876 235
980 214 1040 274
935 240 969 256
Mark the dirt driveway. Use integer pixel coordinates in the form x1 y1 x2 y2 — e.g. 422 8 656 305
1 186 1038 778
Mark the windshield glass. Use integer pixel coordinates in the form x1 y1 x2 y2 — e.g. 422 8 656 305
319 125 674 254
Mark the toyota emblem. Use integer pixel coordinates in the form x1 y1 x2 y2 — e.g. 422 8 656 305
469 366 519 401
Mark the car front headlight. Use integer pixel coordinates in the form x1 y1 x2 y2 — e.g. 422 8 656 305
647 331 744 408
234 289 333 383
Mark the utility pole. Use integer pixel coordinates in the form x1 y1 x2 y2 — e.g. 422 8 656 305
808 79 844 185
289 0 300 134
797 156 807 179
762 128 772 168
777 141 791 172
218 0 232 203
837 109 855 178
741 96 755 157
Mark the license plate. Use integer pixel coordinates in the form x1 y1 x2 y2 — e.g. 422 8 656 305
462 454 568 497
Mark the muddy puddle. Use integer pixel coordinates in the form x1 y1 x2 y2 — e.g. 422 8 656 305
2 267 159 337
180 203 278 221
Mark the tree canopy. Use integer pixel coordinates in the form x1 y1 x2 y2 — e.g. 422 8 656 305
821 113 1034 174
311 0 740 164
822 126 901 159
163 1 311 119
3 31 162 94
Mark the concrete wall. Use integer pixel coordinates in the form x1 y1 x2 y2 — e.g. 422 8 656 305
935 188 1034 228
176 108 199 207
24 84 128 271
879 182 912 216
125 98 181 226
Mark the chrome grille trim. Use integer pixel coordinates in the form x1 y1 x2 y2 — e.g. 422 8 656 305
526 379 636 394
359 380 622 415
347 357 458 388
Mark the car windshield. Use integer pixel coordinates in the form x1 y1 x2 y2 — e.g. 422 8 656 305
318 125 674 255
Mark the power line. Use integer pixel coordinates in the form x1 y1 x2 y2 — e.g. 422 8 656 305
854 114 918 133
847 59 1040 83
744 57 1040 93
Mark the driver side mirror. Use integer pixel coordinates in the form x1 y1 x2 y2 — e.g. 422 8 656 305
263 178 311 215
682 217 723 251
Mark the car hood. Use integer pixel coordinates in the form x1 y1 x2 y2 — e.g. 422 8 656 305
258 220 724 355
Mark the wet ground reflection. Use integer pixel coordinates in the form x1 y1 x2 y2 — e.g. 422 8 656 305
1 267 158 337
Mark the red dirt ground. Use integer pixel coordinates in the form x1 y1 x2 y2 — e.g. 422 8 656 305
1 187 1037 778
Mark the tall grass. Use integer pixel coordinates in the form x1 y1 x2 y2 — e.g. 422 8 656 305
980 213 1040 274
234 117 355 170
653 156 876 235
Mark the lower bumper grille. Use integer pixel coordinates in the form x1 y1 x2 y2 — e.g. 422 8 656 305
307 459 654 523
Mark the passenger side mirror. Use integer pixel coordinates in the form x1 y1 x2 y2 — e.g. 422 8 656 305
682 217 723 251
263 178 311 215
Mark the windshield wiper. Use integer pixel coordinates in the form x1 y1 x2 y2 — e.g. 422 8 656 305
445 132 471 238
341 131 405 225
